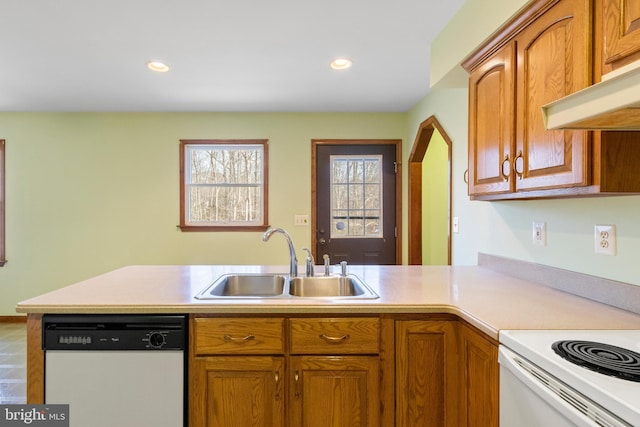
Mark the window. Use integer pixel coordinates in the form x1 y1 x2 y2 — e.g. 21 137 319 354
0 139 5 266
179 139 268 231
330 154 383 238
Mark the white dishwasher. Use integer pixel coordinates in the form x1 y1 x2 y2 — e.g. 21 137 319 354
43 314 187 427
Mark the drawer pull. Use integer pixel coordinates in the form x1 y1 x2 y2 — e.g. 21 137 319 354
294 370 300 399
223 334 255 343
319 333 350 343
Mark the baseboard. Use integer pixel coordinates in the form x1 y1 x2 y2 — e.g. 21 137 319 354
0 315 27 323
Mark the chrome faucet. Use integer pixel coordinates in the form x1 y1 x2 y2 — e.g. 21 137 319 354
323 254 331 276
302 248 314 277
262 227 298 277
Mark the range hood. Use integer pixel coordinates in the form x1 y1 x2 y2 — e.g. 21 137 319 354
542 61 640 130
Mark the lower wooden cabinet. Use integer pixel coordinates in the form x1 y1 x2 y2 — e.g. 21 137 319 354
289 356 380 427
190 316 382 427
190 356 285 427
460 322 499 427
190 315 499 427
395 320 460 427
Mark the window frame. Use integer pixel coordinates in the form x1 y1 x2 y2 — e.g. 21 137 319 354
0 140 5 266
179 139 269 232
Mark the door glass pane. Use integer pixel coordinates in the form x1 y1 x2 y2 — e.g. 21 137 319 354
330 155 382 238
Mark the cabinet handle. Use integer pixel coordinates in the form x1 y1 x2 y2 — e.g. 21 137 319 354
274 370 281 400
319 333 350 343
513 150 524 179
500 155 510 181
294 370 301 399
463 169 469 184
223 334 255 343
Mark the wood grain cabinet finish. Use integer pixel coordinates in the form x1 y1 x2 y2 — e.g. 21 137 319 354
395 320 460 427
192 317 284 355
464 0 640 200
465 0 592 199
190 315 500 427
190 316 383 427
190 356 285 427
513 0 591 192
460 323 499 427
467 43 516 196
289 317 380 354
289 356 380 427
190 317 286 427
602 0 640 69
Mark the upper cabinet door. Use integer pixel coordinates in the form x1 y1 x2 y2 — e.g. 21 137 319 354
603 0 640 68
514 0 592 192
467 43 515 196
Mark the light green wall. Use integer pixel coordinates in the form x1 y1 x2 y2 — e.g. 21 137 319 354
408 87 640 284
410 0 640 286
421 129 449 265
430 0 529 88
5 0 640 317
0 112 405 315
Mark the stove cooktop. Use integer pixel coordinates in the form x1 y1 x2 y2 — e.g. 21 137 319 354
500 330 640 425
552 340 640 383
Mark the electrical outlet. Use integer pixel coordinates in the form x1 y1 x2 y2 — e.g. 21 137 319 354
294 214 309 226
532 221 546 246
594 225 616 255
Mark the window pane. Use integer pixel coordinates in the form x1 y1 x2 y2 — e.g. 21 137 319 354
332 184 348 209
188 186 261 224
332 160 348 184
364 159 380 183
189 145 263 185
180 140 268 230
329 155 382 238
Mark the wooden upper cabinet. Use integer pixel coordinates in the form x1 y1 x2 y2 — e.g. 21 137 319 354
602 0 640 69
467 43 516 196
462 0 628 200
514 0 591 192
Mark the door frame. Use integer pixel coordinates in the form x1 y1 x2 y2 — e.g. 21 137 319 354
408 116 452 265
311 139 402 265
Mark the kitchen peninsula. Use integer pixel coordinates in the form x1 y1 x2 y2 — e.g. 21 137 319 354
17 260 640 426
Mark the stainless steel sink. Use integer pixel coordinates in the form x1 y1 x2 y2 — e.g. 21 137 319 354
195 274 286 299
288 275 378 298
195 273 378 300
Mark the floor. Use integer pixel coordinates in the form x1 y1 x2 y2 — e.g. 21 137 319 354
0 323 27 404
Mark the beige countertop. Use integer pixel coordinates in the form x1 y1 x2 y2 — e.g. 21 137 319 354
16 264 640 340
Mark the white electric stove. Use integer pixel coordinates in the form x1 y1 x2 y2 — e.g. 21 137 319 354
499 330 640 427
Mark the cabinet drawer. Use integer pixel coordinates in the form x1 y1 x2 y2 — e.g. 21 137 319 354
193 318 284 355
289 318 380 354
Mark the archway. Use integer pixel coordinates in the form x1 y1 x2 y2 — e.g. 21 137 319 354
408 116 452 265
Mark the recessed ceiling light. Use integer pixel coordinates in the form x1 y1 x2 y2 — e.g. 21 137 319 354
330 57 353 70
147 61 170 73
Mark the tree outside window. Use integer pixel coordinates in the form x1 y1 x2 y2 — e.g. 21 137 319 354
179 140 268 231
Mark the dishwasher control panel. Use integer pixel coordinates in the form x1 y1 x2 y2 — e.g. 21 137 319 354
42 314 186 350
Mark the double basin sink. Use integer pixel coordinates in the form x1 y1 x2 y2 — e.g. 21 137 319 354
195 273 378 300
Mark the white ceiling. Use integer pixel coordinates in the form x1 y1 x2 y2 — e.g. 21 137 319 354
1 0 466 112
